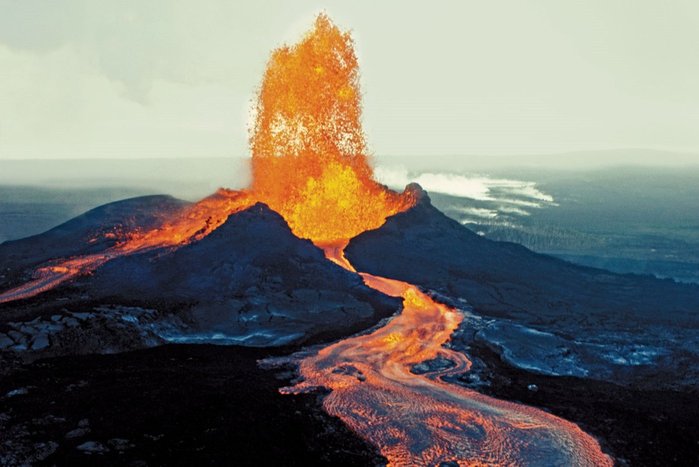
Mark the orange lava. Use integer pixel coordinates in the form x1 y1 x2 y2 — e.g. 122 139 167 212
1 15 614 466
0 254 112 304
278 246 614 466
249 13 414 244
0 190 253 304
0 15 411 304
116 189 253 253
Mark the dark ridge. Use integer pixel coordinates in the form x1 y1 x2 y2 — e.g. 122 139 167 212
83 202 399 346
0 195 189 290
346 184 699 328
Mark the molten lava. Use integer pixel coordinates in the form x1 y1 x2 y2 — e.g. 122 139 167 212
117 189 253 253
250 13 414 244
280 247 614 466
1 14 613 466
0 14 412 304
0 189 253 304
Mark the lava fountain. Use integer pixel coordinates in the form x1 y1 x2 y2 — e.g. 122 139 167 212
0 13 613 466
0 15 411 303
249 14 414 245
257 15 611 466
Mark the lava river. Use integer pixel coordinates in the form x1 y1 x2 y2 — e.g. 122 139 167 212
1 14 614 465
277 244 613 466
0 189 253 304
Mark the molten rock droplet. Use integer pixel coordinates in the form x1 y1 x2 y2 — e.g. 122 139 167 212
250 14 414 244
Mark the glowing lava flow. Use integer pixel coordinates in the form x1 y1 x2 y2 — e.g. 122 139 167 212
282 246 613 466
0 15 412 304
0 15 614 465
0 189 253 304
0 255 112 304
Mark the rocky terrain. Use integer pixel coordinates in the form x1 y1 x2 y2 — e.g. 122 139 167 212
0 344 385 466
87 203 398 346
346 187 699 389
1 188 697 465
455 343 699 467
0 195 189 291
0 200 398 369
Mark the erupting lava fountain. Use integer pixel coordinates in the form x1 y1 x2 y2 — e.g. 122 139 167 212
0 13 612 467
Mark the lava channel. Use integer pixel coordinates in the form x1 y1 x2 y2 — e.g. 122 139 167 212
2 14 615 466
0 189 253 304
278 244 614 467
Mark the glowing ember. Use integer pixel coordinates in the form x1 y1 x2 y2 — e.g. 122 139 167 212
250 13 414 244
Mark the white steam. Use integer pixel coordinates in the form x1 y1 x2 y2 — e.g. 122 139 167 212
374 165 556 225
375 166 554 205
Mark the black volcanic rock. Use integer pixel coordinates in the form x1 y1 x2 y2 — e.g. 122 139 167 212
0 195 188 289
346 185 699 386
347 186 699 327
85 203 399 346
0 344 386 466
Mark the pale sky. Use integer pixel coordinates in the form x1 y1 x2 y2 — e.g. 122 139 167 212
1 0 699 160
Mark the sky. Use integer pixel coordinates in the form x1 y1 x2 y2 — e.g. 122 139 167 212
1 0 699 161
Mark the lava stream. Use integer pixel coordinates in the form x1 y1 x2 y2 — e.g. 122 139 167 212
0 189 253 304
0 255 112 304
1 15 614 465
280 245 613 466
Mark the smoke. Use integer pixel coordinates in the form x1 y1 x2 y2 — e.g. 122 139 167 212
375 166 555 205
374 165 557 227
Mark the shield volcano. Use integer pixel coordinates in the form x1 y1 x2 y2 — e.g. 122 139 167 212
2 13 698 467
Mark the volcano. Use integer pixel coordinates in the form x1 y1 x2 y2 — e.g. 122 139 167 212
1 14 698 467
